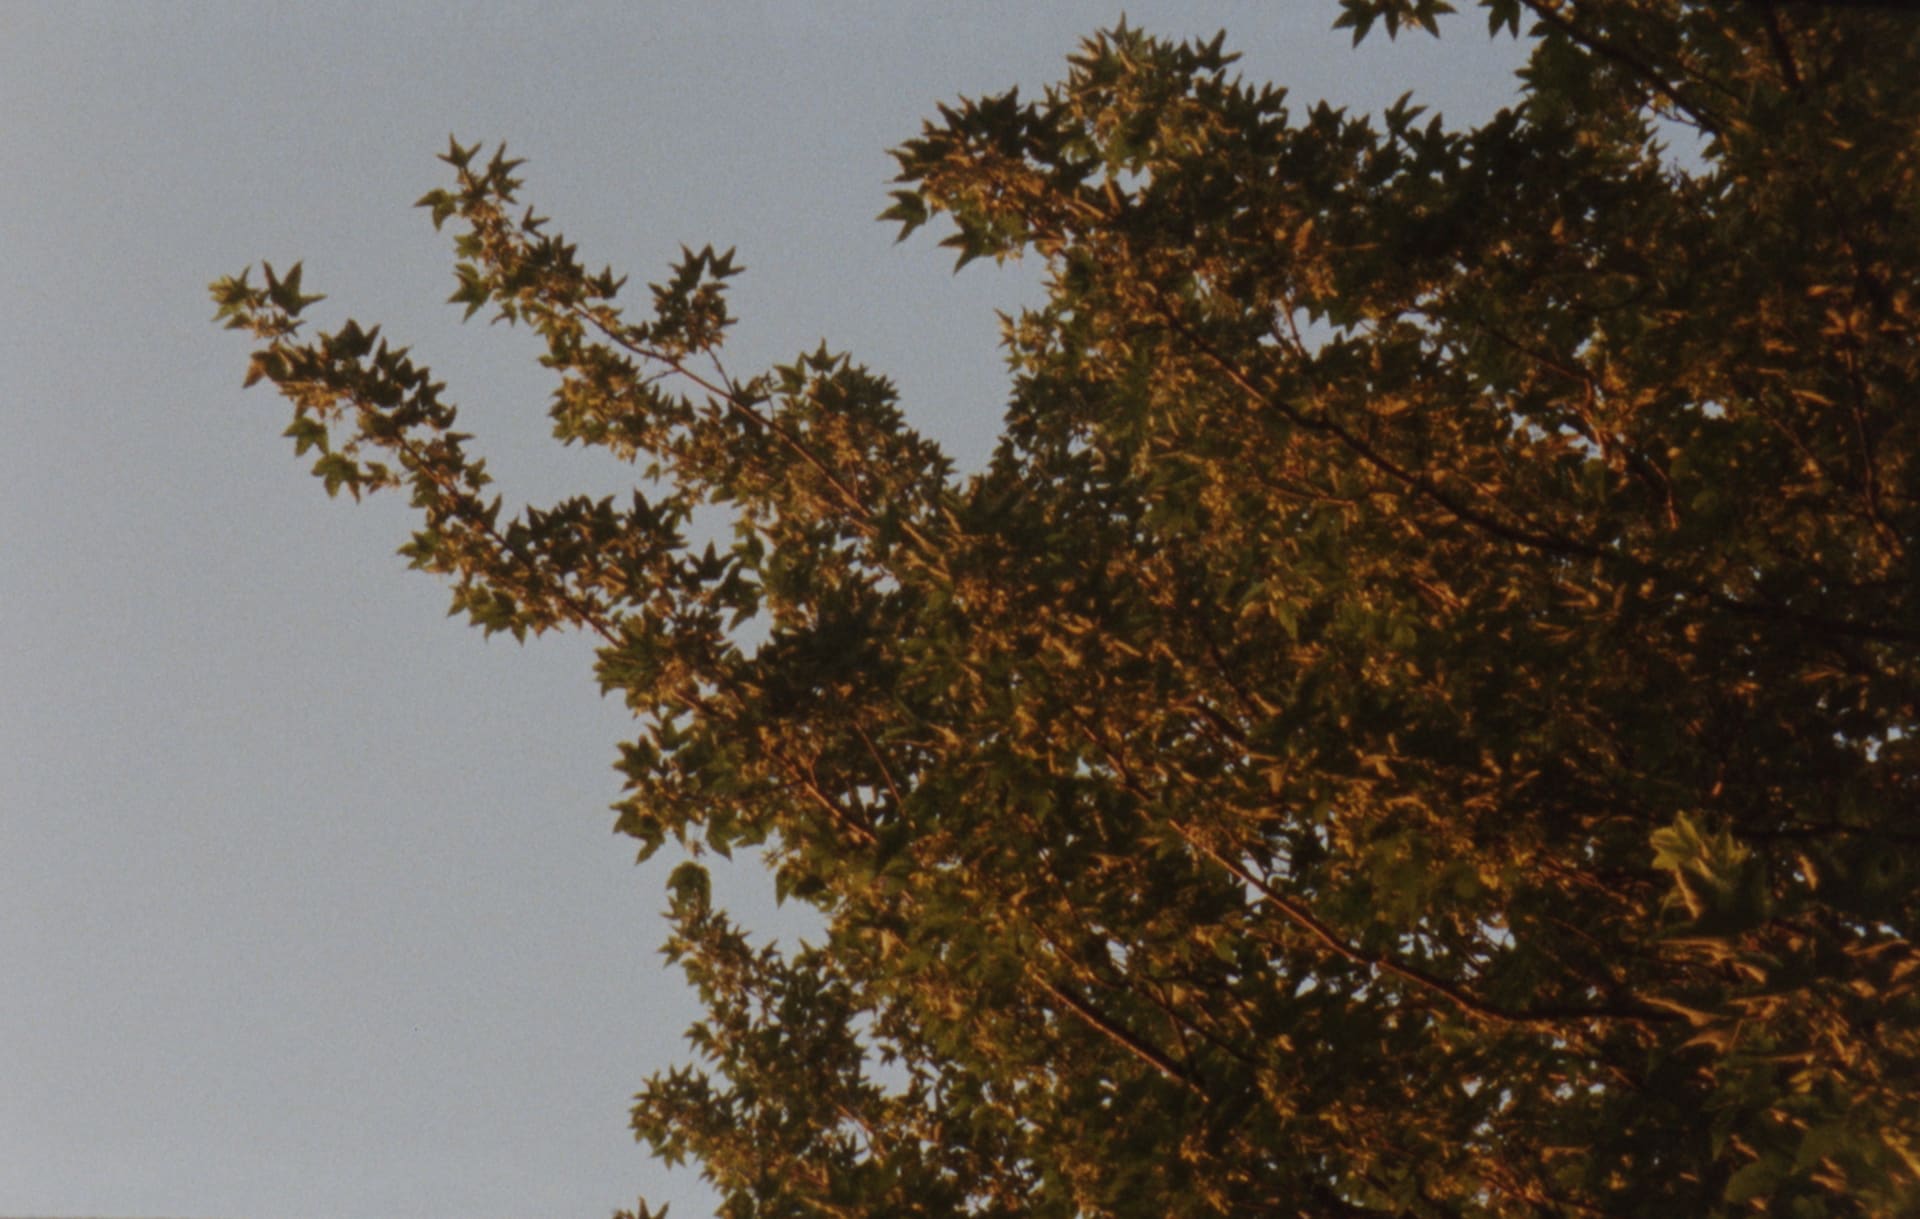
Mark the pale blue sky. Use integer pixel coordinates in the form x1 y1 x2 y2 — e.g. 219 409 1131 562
1 5 1525 1216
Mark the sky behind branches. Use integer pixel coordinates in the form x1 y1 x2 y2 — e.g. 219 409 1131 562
1 5 1524 1216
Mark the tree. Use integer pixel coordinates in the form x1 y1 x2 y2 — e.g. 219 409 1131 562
212 2 1920 1214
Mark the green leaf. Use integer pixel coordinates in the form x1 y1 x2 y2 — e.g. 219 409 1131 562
1723 1159 1783 1205
666 861 710 912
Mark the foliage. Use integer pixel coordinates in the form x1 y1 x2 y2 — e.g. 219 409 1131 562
213 2 1920 1215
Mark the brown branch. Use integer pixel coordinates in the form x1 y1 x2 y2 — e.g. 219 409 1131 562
789 756 880 848
852 719 907 813
1754 1 1805 92
1518 1 1728 137
1027 970 1207 1096
1837 340 1904 560
1181 829 1680 1033
1167 312 1618 565
1030 918 1264 1074
1063 706 1676 1035
1171 312 1920 646
568 300 955 561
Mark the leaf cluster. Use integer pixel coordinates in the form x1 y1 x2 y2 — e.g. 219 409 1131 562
215 3 1920 1215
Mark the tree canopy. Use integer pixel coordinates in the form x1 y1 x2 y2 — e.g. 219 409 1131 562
213 1 1919 1214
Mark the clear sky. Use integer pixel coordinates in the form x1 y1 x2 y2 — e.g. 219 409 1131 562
0 5 1526 1217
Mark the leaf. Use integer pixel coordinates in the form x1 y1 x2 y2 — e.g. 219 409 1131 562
667 862 710 912
1723 1159 1782 1205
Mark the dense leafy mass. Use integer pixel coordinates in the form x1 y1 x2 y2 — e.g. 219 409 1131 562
215 2 1919 1215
